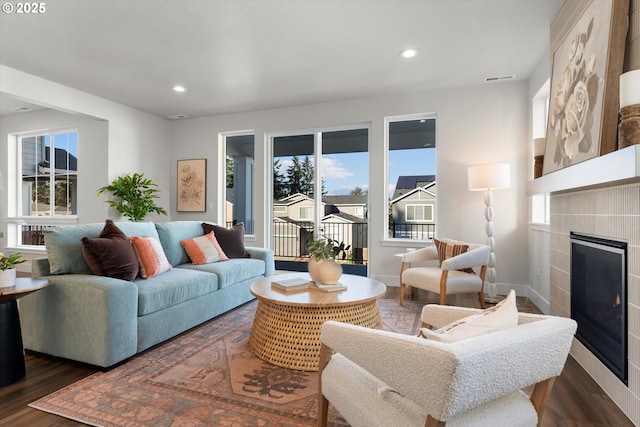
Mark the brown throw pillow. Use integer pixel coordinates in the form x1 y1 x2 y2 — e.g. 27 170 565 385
201 223 250 258
82 219 139 281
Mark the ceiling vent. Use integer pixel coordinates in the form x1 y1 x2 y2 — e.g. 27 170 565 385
167 114 189 120
484 74 516 83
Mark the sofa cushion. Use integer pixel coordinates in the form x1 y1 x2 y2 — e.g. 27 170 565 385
45 221 158 275
155 221 209 266
177 258 265 289
420 290 518 343
180 231 228 265
135 269 218 316
81 220 139 281
130 236 172 279
202 222 250 258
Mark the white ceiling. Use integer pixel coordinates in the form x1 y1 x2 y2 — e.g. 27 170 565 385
0 0 564 119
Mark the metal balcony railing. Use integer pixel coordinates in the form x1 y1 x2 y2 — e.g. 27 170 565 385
390 222 435 239
272 220 368 265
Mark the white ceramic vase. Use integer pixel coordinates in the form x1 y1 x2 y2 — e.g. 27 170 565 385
0 268 17 288
308 258 343 285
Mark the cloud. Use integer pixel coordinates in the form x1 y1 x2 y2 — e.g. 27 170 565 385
322 157 354 180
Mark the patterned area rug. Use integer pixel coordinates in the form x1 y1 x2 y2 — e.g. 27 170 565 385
30 299 423 427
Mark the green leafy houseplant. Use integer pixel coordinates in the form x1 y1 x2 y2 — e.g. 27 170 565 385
306 234 351 261
0 252 27 271
97 173 168 222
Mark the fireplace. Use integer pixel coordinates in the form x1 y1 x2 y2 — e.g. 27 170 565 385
570 232 628 384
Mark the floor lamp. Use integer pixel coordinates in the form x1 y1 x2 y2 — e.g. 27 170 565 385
468 163 511 304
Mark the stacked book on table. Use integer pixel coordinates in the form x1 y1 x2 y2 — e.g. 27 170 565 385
270 277 347 293
311 282 347 292
271 277 312 292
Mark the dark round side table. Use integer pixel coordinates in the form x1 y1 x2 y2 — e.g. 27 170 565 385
0 277 49 387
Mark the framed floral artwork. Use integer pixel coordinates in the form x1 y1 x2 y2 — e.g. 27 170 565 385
177 159 206 212
543 0 628 175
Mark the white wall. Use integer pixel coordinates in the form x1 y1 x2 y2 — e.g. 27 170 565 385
169 81 531 288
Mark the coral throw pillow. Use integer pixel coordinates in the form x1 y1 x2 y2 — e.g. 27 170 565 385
180 231 228 265
420 290 518 343
129 236 172 278
81 219 139 281
201 223 250 258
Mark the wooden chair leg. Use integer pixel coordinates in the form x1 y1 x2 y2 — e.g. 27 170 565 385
439 271 448 305
425 415 446 427
399 262 408 306
478 265 487 309
530 377 556 426
317 343 333 427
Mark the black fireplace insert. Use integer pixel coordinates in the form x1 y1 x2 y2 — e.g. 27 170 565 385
570 232 627 385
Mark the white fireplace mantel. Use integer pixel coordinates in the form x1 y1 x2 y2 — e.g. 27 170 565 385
526 145 640 196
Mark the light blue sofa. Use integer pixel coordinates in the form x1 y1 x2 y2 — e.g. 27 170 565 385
19 221 274 368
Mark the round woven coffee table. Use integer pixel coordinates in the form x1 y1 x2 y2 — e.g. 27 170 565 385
249 273 386 371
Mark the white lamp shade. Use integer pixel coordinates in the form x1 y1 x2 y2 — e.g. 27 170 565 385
468 163 511 191
620 69 640 108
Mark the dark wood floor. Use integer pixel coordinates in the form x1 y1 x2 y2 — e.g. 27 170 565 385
1 288 635 427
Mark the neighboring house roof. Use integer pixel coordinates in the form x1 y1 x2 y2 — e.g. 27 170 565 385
38 147 78 173
274 217 314 229
390 186 437 204
322 195 367 206
274 193 315 206
322 212 367 224
393 175 435 199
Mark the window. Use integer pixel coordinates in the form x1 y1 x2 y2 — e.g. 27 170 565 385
224 132 255 234
406 204 434 222
8 130 79 247
386 114 437 240
299 206 313 220
531 80 550 224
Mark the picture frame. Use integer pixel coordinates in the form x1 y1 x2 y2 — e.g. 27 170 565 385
177 159 206 212
543 0 629 175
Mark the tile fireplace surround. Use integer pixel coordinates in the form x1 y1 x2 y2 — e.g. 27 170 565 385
528 145 639 424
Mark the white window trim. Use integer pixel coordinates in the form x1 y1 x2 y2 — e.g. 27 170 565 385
383 112 437 242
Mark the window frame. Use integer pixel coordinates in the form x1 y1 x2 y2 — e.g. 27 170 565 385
6 128 79 249
383 112 437 244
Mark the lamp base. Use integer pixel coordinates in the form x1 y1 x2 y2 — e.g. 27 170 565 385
484 295 504 305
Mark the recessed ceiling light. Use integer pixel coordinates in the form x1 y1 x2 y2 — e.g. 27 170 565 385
400 49 418 59
167 114 189 120
9 106 32 112
173 85 186 93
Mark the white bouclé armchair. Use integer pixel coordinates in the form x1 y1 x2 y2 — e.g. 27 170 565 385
317 305 577 427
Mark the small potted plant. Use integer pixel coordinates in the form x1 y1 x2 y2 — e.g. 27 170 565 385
0 252 27 288
97 173 168 222
306 234 351 285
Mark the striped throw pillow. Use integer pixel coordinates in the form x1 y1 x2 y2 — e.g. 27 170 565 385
130 236 172 279
180 231 228 265
433 238 469 265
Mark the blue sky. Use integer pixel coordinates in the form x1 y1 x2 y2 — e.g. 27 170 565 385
276 147 436 198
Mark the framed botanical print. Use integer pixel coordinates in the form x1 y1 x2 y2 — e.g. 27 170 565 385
177 159 206 212
543 0 629 175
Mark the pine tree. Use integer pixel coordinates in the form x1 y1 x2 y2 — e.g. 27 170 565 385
286 155 304 195
273 159 287 200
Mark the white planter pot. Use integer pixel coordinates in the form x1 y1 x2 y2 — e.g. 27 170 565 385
0 268 17 288
308 258 343 285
